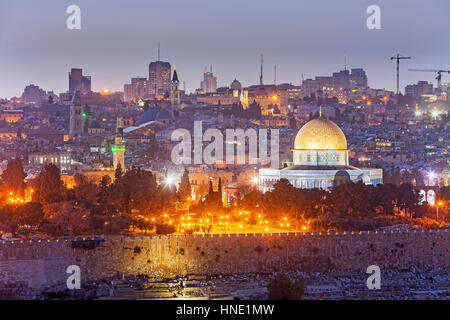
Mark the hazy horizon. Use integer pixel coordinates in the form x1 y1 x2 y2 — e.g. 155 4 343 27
0 0 449 98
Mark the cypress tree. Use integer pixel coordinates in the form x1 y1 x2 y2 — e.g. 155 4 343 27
178 169 191 202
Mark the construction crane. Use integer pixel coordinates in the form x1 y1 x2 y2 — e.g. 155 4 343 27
390 54 411 95
408 69 450 89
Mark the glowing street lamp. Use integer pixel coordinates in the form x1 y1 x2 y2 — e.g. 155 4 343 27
165 175 175 186
252 176 259 185
436 201 444 220
431 110 439 119
428 172 436 186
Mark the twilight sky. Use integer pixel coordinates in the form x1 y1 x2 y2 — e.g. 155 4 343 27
0 0 449 98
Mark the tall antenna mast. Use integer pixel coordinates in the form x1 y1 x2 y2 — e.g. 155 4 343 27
259 53 264 85
157 41 160 61
274 64 277 85
344 54 347 71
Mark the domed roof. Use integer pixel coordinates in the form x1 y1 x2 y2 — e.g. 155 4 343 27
138 108 173 125
230 79 242 90
294 117 347 150
138 109 159 125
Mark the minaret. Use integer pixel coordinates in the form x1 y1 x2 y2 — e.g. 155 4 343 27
112 133 125 171
171 68 180 106
69 91 86 139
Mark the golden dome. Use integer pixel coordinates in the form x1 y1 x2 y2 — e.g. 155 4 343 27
294 117 347 150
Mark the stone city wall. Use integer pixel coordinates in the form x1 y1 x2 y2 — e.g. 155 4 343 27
0 229 448 295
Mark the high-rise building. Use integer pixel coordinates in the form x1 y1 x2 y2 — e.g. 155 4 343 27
148 61 171 96
131 77 148 99
123 78 148 102
69 68 91 94
69 91 86 138
331 70 351 90
123 84 132 102
200 67 217 93
405 81 433 97
301 68 367 98
171 68 180 106
350 68 368 87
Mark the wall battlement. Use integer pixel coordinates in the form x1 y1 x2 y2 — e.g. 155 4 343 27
0 230 448 296
1 228 447 245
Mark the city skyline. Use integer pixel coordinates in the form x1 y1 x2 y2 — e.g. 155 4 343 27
1 0 450 98
0 0 448 302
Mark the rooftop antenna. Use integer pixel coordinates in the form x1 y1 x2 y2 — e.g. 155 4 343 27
344 54 347 71
259 52 264 85
210 64 212 74
157 41 160 61
274 64 277 85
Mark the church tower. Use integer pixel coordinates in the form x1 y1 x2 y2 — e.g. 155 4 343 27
171 68 180 106
69 91 86 139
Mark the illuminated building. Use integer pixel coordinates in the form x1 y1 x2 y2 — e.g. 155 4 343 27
247 85 280 115
123 84 133 102
196 79 248 108
148 61 171 96
350 68 368 87
0 110 23 123
29 152 72 173
259 112 383 192
200 67 217 93
405 81 433 97
301 68 368 98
